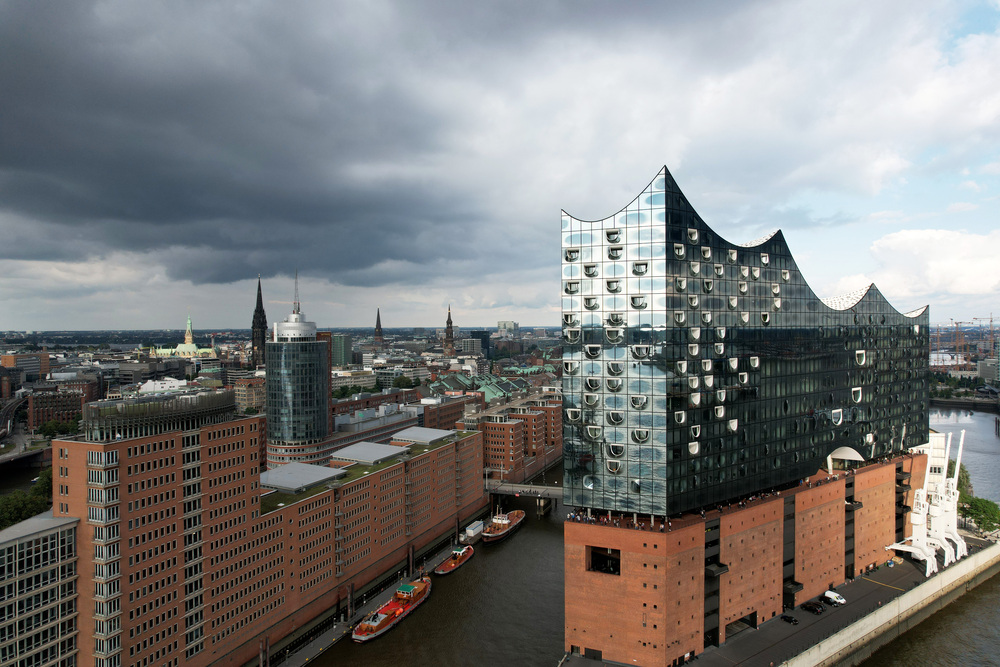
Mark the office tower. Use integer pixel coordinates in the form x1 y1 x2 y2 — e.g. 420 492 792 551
265 279 330 465
251 276 268 368
330 334 353 368
561 166 930 664
468 329 491 358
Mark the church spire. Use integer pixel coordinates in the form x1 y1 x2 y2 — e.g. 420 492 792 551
444 304 455 356
374 308 384 349
184 314 194 345
251 275 268 368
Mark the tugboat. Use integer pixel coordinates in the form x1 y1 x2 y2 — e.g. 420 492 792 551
482 509 526 544
351 575 432 642
433 545 475 575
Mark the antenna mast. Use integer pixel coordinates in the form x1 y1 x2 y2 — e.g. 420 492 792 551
293 270 301 314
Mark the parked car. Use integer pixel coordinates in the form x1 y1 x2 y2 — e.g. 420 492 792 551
801 601 825 614
780 614 799 625
823 590 847 606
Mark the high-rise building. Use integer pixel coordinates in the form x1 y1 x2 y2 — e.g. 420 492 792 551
561 166 931 664
468 329 492 358
497 320 520 338
265 278 330 465
251 276 268 368
331 333 353 368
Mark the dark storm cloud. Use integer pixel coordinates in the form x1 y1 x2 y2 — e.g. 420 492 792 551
0 0 746 289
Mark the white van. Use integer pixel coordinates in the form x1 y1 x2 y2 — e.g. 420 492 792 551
823 590 846 606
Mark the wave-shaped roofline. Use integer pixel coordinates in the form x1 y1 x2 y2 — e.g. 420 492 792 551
562 165 928 320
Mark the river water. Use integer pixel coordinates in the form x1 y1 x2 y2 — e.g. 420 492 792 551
318 408 1000 666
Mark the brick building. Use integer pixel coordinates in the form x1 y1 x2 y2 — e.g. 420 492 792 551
1 353 50 382
233 377 265 414
51 389 486 667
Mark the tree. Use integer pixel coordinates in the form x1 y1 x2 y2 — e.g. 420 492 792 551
0 468 53 531
947 459 973 497
961 497 1000 533
392 375 414 389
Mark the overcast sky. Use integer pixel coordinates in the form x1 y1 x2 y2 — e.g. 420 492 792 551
2 0 999 332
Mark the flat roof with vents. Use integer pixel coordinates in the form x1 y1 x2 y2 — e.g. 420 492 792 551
331 442 410 465
260 462 346 494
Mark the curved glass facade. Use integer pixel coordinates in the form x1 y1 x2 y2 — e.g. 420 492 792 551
265 340 329 448
561 167 929 516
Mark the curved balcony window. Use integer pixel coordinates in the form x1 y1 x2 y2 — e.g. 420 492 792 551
564 328 581 344
716 326 727 340
715 406 726 418
631 429 649 443
606 378 623 392
689 262 701 276
728 296 738 310
688 295 699 308
605 442 626 458
564 361 579 375
701 246 712 260
728 357 739 371
701 359 713 372
584 264 599 277
606 412 625 426
728 419 739 432
674 243 685 258
606 460 623 474
563 313 579 326
584 344 602 359
856 350 867 366
831 408 843 426
688 327 701 342
740 312 750 324
674 311 686 325
704 375 715 388
702 311 712 325
566 408 581 422
584 297 599 310
606 328 624 344
716 389 727 403
607 312 624 326
608 246 623 260
688 441 700 455
852 387 863 403
631 295 647 309
703 279 714 293
687 376 700 389
606 279 622 293
714 343 725 356
714 264 724 277
675 361 688 374
727 249 738 264
688 344 700 357
630 396 648 410
564 281 580 294
607 361 625 375
565 248 580 262
739 372 749 385
674 410 687 424
631 345 650 359
781 269 790 282
760 253 770 265
689 392 701 407
865 432 875 445
751 267 761 280
740 265 749 279
583 475 597 490
749 356 760 369
606 228 622 243
771 283 781 295
687 228 699 243
632 261 648 276
773 299 781 310
583 393 600 407
761 312 771 325
630 479 641 493
738 281 748 294
690 425 701 438
585 425 603 441
585 377 602 391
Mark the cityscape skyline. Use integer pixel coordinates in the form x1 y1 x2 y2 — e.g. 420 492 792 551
2 1 1000 331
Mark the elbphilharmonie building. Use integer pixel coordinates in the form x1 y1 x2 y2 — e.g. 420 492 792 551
560 166 929 517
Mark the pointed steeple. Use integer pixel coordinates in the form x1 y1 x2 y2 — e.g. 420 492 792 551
251 275 268 368
374 308 384 349
444 304 455 356
184 314 194 345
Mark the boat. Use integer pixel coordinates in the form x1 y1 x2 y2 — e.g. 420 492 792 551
351 576 432 642
433 545 474 575
482 509 526 544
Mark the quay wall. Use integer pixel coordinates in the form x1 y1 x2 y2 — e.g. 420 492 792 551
784 541 1000 667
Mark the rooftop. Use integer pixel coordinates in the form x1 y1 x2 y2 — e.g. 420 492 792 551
0 511 78 544
331 441 410 465
260 461 346 493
